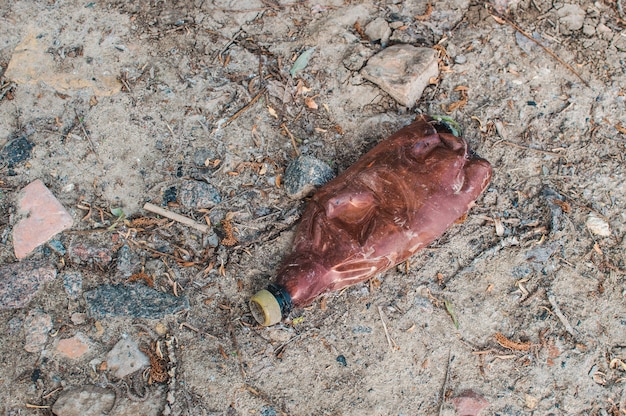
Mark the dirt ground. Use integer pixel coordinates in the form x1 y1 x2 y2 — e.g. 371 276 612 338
1 0 626 415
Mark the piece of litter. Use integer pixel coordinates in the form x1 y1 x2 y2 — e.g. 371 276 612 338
12 179 74 259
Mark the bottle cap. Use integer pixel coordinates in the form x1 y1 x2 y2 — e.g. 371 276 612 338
249 289 282 326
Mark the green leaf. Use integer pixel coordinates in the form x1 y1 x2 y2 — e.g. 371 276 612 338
431 115 462 137
290 47 316 78
110 207 126 219
444 299 459 329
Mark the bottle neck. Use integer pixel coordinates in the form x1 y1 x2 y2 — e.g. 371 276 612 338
267 284 293 317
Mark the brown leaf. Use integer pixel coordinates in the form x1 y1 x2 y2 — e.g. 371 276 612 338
304 96 318 109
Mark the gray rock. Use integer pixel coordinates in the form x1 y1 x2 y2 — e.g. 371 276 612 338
115 244 140 279
557 4 585 35
62 271 83 300
52 385 116 416
84 283 189 319
0 136 33 168
364 17 391 45
106 337 150 378
178 180 221 209
23 310 52 353
0 261 57 310
283 155 335 199
361 44 439 107
454 54 467 65
343 44 374 71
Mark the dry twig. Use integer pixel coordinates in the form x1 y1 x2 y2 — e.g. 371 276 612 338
547 293 577 337
143 203 210 234
224 88 267 128
494 332 531 351
281 123 301 156
378 306 398 351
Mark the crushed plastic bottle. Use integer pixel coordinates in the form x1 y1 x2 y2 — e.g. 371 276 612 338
250 115 492 326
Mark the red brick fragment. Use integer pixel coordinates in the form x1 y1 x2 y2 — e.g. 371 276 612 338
13 179 73 259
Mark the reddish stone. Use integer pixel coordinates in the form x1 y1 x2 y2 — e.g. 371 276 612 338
56 333 90 359
452 390 490 416
12 179 73 259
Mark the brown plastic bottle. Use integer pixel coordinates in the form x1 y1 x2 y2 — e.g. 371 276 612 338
250 115 492 326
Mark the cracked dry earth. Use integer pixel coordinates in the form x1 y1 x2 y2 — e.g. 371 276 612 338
1 0 626 415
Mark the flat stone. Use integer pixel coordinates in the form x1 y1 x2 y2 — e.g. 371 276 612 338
0 261 57 310
12 179 74 259
106 337 150 379
24 310 52 353
361 44 439 107
283 155 335 200
56 332 91 359
52 385 116 416
178 179 221 209
84 283 190 319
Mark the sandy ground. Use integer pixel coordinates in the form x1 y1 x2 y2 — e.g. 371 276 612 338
1 0 626 415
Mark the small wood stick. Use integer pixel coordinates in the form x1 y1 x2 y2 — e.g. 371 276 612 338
547 293 577 337
281 123 301 156
378 306 398 351
143 203 210 234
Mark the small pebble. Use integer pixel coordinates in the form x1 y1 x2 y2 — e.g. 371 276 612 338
71 312 87 325
364 17 391 45
586 213 611 237
48 239 67 255
451 389 489 416
192 147 217 167
115 244 140 279
62 271 84 300
0 136 33 168
178 179 221 209
352 325 373 334
556 3 585 35
261 406 278 416
155 322 168 336
106 337 149 378
283 155 335 199
454 54 467 64
336 354 347 366
162 186 177 205
24 310 53 353
56 332 91 359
